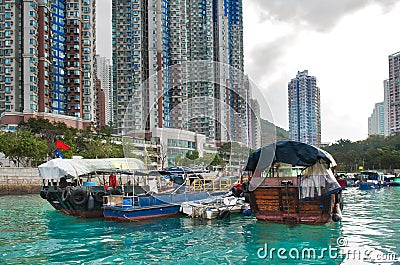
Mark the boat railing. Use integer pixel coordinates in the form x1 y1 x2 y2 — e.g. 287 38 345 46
188 177 232 191
257 176 299 187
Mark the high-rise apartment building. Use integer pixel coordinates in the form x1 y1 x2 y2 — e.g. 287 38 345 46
96 55 112 125
0 0 97 129
383 79 390 136
288 70 321 146
388 51 400 135
112 0 247 146
368 102 385 136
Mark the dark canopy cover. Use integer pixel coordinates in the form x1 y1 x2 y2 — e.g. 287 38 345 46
244 140 335 172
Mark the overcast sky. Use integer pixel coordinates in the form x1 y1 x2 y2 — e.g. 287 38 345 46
96 0 400 144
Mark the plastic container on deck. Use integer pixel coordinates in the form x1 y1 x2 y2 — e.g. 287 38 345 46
83 181 98 186
122 197 132 207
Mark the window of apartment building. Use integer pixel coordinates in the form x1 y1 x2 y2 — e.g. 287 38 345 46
30 20 38 27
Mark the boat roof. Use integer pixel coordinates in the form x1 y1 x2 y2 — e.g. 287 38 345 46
158 167 209 175
38 158 145 180
244 140 336 172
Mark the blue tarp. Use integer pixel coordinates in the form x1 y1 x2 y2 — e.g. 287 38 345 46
244 140 336 172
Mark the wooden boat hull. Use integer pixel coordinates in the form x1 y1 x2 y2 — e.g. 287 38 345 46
250 186 336 225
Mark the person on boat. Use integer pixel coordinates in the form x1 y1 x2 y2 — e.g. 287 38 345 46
231 182 242 197
335 174 346 188
109 173 118 189
59 176 68 188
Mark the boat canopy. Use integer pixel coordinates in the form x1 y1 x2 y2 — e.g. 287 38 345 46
38 158 145 180
244 140 336 172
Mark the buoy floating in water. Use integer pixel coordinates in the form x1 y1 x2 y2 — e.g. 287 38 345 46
242 209 252 216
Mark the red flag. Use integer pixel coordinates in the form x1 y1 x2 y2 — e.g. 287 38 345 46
56 139 70 151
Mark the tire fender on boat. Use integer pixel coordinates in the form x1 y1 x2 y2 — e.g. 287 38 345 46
94 191 106 203
61 188 70 202
46 191 57 202
40 190 47 200
70 189 88 205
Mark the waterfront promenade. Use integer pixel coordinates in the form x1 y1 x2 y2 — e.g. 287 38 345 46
0 167 40 195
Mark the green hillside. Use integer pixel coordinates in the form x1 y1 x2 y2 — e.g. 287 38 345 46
260 118 289 145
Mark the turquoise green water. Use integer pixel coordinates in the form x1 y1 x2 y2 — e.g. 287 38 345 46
0 188 399 264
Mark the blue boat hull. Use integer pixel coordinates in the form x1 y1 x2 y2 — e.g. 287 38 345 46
359 182 381 190
103 191 226 221
104 204 182 221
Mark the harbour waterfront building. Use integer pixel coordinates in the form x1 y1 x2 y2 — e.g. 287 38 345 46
388 51 400 135
112 0 249 163
368 102 385 136
0 0 97 130
288 70 321 147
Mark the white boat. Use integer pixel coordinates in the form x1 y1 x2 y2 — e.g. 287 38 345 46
180 196 250 219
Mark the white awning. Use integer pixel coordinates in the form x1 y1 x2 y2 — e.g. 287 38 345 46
38 158 145 180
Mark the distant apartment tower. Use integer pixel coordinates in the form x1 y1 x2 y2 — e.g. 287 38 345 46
383 79 390 136
288 70 321 146
388 51 400 135
95 55 112 125
248 98 261 149
94 78 106 127
0 0 97 129
368 102 385 136
112 0 247 145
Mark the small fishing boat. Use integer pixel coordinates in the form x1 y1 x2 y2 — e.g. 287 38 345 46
384 174 400 187
391 177 400 186
102 188 227 221
180 196 250 219
38 157 147 218
358 171 388 190
244 140 343 225
102 168 231 221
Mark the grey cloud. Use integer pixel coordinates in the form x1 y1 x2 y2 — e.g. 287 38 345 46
96 0 112 60
246 34 296 82
253 0 398 32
